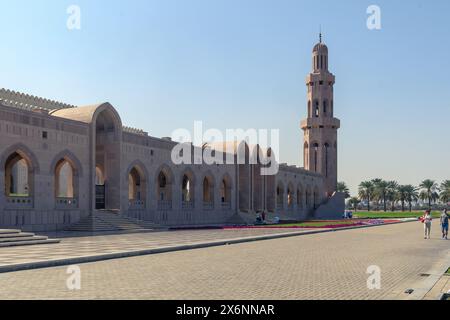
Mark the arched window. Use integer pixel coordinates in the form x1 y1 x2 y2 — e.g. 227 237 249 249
304 142 309 169
203 176 213 203
55 160 74 198
220 175 232 207
128 167 141 201
313 143 319 172
157 171 170 201
128 165 147 209
323 100 328 115
5 153 30 197
324 143 330 177
308 100 311 117
314 188 320 209
182 174 193 203
314 101 320 117
287 185 293 208
277 183 284 208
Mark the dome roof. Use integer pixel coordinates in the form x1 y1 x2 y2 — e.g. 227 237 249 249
313 42 328 54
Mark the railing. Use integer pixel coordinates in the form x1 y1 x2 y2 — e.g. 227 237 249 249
157 200 172 210
276 203 284 211
203 202 214 210
182 201 195 210
56 197 78 209
5 196 33 209
129 199 145 210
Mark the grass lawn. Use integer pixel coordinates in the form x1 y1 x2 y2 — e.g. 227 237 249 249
354 211 441 219
446 268 450 275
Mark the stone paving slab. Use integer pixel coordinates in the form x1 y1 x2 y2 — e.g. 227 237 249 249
0 220 413 274
0 221 448 300
423 275 450 300
0 228 322 273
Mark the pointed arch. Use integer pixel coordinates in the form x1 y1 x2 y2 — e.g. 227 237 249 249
181 168 196 209
2 144 40 201
155 164 174 208
276 181 285 209
305 185 312 208
287 182 294 208
311 142 320 173
1 143 40 174
50 150 83 178
303 142 309 169
50 150 83 207
201 170 215 208
127 160 149 208
125 160 149 183
323 142 331 178
313 186 321 209
220 173 232 207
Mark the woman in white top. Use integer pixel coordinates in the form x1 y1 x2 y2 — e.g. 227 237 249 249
422 210 433 239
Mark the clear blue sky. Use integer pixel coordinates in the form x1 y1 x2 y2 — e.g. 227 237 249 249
1 0 449 195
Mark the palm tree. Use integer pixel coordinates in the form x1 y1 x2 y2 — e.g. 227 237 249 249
396 185 409 212
387 181 399 211
337 182 351 199
372 179 389 212
419 179 439 208
439 180 450 204
404 185 418 212
358 181 374 211
348 197 360 212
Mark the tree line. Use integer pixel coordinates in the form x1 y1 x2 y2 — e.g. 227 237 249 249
337 179 450 212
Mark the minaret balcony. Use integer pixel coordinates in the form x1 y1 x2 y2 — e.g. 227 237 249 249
306 73 335 84
301 117 340 130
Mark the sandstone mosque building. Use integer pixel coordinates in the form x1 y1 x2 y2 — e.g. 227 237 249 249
0 39 344 232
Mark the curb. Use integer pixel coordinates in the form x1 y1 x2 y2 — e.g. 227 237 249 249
0 219 415 274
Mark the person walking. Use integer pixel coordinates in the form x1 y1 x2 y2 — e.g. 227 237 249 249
440 209 449 240
421 210 433 239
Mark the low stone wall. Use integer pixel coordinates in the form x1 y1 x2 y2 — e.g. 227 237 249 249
0 209 88 232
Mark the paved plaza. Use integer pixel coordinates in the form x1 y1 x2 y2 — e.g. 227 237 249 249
0 221 449 300
0 228 318 271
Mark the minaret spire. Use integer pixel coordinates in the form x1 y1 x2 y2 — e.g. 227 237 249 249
319 25 322 43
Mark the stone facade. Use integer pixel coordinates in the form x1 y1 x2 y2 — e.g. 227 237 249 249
0 40 343 231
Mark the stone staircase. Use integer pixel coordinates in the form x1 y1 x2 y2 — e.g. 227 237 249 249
0 229 60 248
65 210 162 232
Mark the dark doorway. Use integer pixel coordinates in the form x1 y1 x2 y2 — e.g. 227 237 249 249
95 184 106 210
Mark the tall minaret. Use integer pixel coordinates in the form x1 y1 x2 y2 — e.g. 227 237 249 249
301 35 340 197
